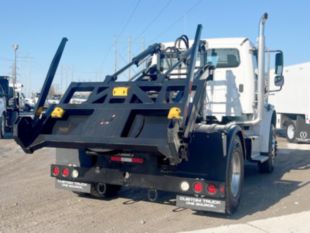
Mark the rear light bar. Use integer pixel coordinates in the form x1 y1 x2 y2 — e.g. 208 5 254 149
110 156 144 164
179 180 224 197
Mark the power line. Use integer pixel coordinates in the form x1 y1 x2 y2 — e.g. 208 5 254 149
151 0 203 41
101 0 142 75
116 0 142 40
135 0 173 41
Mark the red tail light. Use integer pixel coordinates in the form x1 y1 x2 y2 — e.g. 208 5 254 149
111 156 122 162
131 157 144 164
207 183 217 195
111 156 144 164
52 166 60 176
193 182 203 193
62 168 70 177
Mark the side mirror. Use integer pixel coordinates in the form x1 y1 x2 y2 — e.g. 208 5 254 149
274 75 284 87
275 51 283 76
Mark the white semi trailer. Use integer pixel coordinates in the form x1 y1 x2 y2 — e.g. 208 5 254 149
269 62 310 143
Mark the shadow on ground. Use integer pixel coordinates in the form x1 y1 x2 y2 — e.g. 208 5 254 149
77 147 310 219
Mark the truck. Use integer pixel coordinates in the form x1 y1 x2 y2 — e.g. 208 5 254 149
0 76 23 138
269 62 310 143
14 13 284 214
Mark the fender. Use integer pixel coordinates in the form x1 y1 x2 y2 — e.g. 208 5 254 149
180 124 245 182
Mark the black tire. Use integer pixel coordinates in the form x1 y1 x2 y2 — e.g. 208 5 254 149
258 124 277 173
0 116 6 139
91 183 121 198
286 120 296 143
225 136 244 215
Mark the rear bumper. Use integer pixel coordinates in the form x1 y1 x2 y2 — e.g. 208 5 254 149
51 164 226 213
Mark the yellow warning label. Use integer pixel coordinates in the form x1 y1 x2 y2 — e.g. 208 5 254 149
113 87 128 97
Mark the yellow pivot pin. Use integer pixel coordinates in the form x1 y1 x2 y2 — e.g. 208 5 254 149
113 87 128 97
51 107 65 118
167 107 181 119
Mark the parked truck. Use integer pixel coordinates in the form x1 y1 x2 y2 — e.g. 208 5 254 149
14 13 284 214
269 62 310 143
0 76 23 138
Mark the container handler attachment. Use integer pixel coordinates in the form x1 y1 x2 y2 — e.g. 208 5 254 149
14 25 214 165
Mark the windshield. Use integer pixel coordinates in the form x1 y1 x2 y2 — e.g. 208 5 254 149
205 48 240 68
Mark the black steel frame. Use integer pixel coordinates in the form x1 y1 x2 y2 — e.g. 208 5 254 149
14 24 214 165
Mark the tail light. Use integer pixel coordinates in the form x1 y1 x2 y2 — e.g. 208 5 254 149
111 155 144 164
207 183 217 195
52 166 60 176
193 182 203 193
62 168 70 177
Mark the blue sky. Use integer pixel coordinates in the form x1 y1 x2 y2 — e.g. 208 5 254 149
0 0 310 96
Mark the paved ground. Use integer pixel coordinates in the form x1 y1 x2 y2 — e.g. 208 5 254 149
182 211 310 233
0 137 309 233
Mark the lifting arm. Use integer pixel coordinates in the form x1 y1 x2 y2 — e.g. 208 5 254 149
34 38 68 119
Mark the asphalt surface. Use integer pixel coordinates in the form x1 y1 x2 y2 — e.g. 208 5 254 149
0 137 309 233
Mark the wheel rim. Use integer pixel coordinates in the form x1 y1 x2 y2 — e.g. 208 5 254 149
231 151 241 198
287 124 295 139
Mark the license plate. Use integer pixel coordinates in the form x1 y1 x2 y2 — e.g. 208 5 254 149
55 179 91 193
176 195 225 213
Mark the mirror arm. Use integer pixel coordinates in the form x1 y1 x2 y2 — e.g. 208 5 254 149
268 85 283 93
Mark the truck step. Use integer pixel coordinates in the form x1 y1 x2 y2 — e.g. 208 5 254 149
251 154 269 163
248 135 259 140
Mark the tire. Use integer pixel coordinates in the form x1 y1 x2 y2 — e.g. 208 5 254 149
0 116 6 139
258 124 277 173
225 136 244 215
286 120 296 143
91 183 121 198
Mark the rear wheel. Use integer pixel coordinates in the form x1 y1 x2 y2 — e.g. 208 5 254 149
0 115 6 139
286 120 296 143
258 124 277 173
225 136 244 215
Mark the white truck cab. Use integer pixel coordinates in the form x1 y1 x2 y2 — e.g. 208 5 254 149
203 38 256 120
156 28 283 167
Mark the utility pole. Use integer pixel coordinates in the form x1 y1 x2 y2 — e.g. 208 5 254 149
12 44 19 98
114 37 118 72
141 38 145 68
141 38 145 52
128 36 132 80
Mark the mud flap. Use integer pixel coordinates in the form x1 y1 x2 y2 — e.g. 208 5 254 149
55 179 91 193
176 195 225 213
